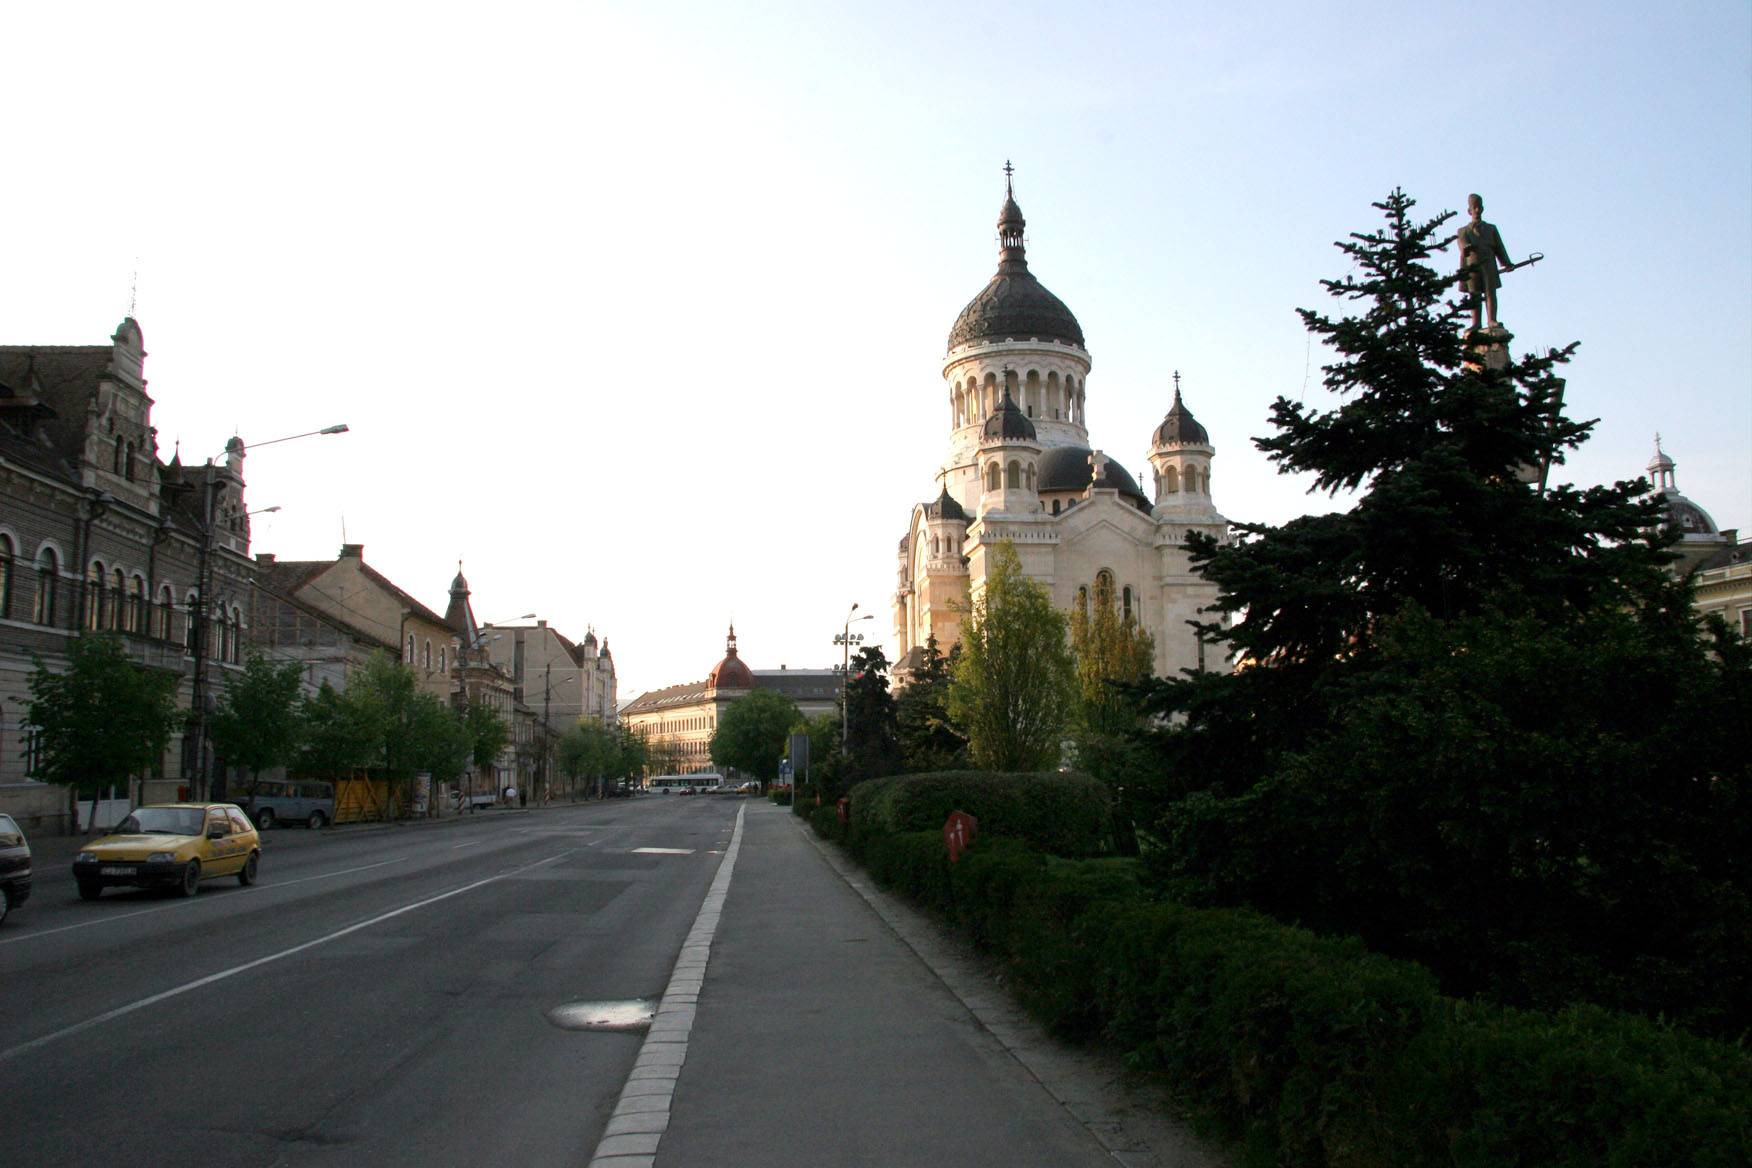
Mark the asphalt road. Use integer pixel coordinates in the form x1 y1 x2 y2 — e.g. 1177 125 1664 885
0 797 740 1168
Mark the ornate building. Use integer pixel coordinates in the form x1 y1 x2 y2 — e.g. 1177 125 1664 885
619 626 838 775
893 173 1229 679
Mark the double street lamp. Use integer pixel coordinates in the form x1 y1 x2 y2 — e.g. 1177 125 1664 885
835 603 875 751
186 424 348 798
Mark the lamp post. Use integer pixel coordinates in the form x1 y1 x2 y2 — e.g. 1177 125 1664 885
186 424 347 799
835 604 875 751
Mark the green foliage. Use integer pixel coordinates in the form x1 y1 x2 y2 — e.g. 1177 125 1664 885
28 635 181 804
848 770 1112 857
863 830 955 914
1128 190 1749 1037
842 644 902 784
210 654 305 784
293 680 374 777
710 687 799 779
462 701 509 771
292 655 467 792
947 542 1076 771
1068 576 1155 737
894 635 967 773
791 711 843 796
557 717 615 783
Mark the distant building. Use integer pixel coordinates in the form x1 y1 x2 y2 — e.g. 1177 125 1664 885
1641 436 1746 634
619 626 837 774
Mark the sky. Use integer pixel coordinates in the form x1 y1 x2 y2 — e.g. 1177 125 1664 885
3 1 1748 702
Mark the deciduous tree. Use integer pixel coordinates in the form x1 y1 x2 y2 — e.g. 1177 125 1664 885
210 654 305 804
709 688 799 780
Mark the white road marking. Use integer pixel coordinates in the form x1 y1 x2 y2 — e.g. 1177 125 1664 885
588 806 745 1167
631 847 694 855
0 857 408 948
0 850 575 1063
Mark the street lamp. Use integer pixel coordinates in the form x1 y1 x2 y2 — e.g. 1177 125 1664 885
836 603 876 751
187 424 347 799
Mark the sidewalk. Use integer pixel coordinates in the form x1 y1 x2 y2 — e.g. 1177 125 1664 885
653 800 1217 1168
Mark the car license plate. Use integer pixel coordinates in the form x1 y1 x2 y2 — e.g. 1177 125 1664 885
101 865 136 876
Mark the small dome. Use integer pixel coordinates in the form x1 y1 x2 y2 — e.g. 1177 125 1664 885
708 624 754 690
1037 445 1150 506
982 388 1037 442
924 484 969 524
1152 386 1209 447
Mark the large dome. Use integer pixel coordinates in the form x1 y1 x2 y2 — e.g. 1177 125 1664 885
707 624 754 690
1037 445 1150 507
947 178 1084 352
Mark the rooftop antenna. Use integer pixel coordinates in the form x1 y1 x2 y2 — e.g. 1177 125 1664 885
128 258 139 319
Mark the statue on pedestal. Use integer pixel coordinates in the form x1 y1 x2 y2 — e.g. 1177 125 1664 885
1455 193 1524 330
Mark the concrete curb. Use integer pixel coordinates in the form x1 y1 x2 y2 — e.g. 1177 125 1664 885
587 803 747 1168
788 806 1221 1168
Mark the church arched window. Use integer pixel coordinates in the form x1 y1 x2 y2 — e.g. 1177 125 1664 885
1051 499 1061 515
1076 585 1088 615
1006 460 1020 489
1025 463 1036 490
1095 569 1115 608
1122 586 1133 622
1164 465 1179 493
986 462 1001 491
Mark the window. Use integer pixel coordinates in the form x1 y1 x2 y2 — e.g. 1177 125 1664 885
124 441 135 482
113 435 124 474
128 575 146 633
85 561 105 631
439 648 447 671
157 586 174 640
423 640 432 669
985 463 1000 491
1122 586 1133 622
0 534 12 619
407 633 416 662
207 810 231 837
1051 499 1061 515
1164 465 1179 493
1095 569 1115 607
1006 460 1020 489
110 568 125 630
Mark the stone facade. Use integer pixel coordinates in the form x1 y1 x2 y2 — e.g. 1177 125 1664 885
893 182 1229 681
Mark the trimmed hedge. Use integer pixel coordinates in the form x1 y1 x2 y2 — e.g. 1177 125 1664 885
808 817 1752 1166
848 770 1113 857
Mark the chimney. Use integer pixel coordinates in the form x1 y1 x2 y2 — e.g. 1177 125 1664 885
255 553 276 565
340 543 364 560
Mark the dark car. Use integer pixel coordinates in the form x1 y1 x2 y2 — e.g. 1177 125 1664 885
0 813 31 924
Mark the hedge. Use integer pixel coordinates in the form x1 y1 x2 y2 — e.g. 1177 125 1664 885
847 770 1113 857
807 820 1752 1166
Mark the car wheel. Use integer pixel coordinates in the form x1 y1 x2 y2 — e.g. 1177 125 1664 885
238 851 258 886
256 808 276 829
177 860 201 898
77 879 101 901
307 810 327 830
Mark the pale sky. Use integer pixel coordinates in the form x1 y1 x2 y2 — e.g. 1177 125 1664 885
4 1 1748 702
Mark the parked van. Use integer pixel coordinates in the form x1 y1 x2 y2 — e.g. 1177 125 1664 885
246 780 336 829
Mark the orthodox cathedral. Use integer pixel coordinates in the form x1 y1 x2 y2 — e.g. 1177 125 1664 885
893 172 1229 680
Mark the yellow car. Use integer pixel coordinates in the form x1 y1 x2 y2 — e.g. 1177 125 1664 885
72 803 260 900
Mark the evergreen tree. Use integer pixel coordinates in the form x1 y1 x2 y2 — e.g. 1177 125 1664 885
1133 190 1749 1033
895 635 966 773
947 542 1076 771
841 644 901 783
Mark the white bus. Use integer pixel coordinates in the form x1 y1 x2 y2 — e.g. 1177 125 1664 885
648 773 724 795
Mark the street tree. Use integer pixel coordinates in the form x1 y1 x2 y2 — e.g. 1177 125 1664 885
842 645 901 784
1068 576 1155 738
709 688 799 780
28 635 181 831
1133 189 1750 1033
946 542 1076 771
894 635 965 773
294 680 376 780
210 654 306 805
463 701 509 777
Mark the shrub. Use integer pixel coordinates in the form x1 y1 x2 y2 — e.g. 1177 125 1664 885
865 831 954 914
807 803 842 843
849 770 1112 856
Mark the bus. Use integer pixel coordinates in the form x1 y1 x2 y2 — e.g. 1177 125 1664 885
648 773 724 795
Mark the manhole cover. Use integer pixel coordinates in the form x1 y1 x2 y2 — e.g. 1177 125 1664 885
546 998 657 1033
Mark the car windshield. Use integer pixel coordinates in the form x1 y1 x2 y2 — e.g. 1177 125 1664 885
113 808 206 837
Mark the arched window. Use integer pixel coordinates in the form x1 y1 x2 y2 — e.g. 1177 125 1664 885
423 640 432 669
0 534 12 620
113 435 124 474
986 462 1001 491
157 585 175 641
1095 569 1115 608
1122 586 1133 622
1164 465 1179 493
1025 463 1036 490
440 648 447 672
111 568 125 630
33 547 59 625
128 574 146 633
185 592 199 651
407 634 416 662
1006 460 1020 489
1025 369 1041 418
85 561 105 631
232 608 245 663
1051 499 1061 515
124 442 135 481
1076 585 1088 615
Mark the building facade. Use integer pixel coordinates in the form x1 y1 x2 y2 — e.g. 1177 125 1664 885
893 177 1228 680
1 319 260 829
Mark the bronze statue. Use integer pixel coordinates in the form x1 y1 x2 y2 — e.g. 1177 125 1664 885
1456 193 1518 329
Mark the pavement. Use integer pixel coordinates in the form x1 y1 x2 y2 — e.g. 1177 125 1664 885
622 799 1220 1168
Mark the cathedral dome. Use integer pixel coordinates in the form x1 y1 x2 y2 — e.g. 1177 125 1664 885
982 389 1037 442
1038 445 1150 506
707 624 754 690
1152 385 1208 447
948 171 1084 352
924 484 969 523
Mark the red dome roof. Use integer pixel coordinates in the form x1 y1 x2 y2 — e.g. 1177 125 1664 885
707 624 754 690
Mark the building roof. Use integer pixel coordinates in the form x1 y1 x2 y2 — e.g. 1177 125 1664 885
1037 445 1150 507
982 387 1038 442
947 178 1084 352
753 669 841 703
267 551 450 629
1152 385 1209 447
923 484 969 524
707 623 755 690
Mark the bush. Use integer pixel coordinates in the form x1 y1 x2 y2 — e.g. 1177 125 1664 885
849 770 1113 856
865 831 954 914
807 803 842 843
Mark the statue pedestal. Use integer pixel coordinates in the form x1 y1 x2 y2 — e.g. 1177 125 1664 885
1462 323 1513 373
